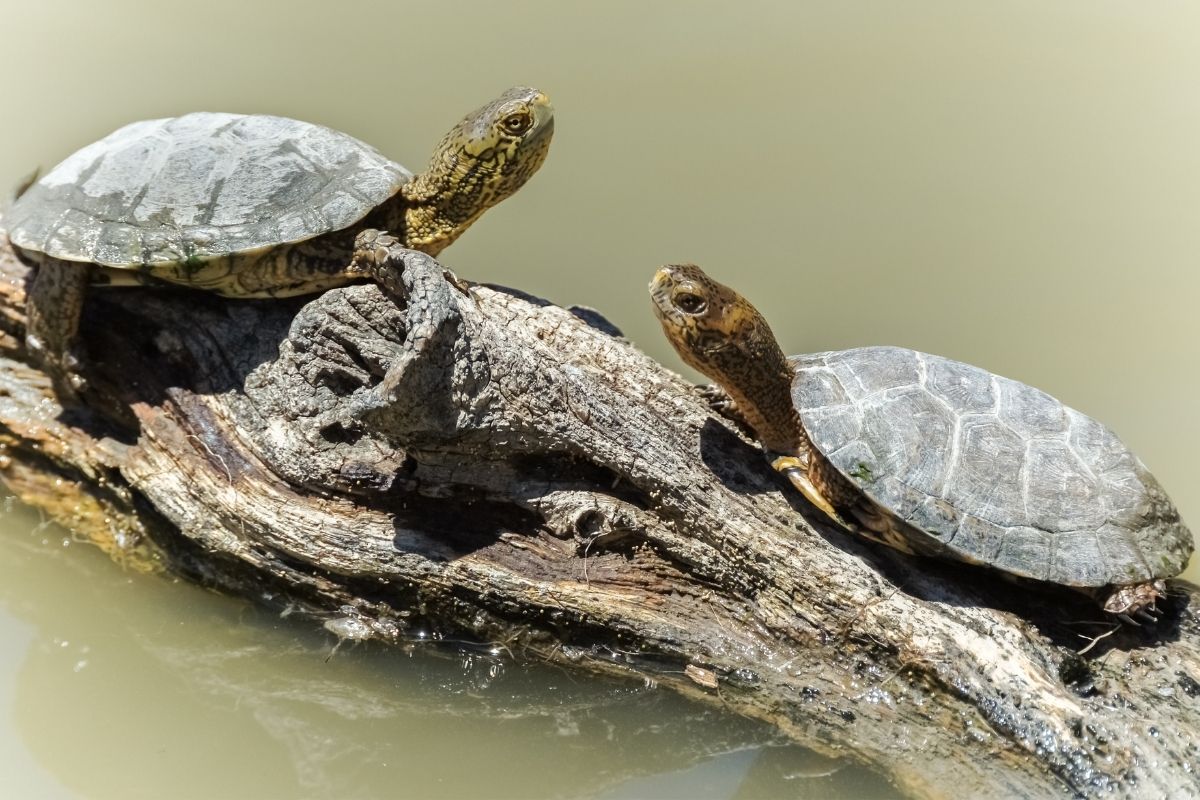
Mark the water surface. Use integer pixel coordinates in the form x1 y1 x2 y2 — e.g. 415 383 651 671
0 500 898 798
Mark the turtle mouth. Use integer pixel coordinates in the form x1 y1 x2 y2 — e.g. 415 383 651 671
648 270 678 320
649 266 679 296
520 90 555 145
527 115 555 144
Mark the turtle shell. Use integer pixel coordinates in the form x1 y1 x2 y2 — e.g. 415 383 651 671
4 112 411 268
791 347 1193 587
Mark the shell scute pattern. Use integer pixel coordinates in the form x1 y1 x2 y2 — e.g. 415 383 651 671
792 365 850 409
1095 526 1153 582
93 222 140 266
830 346 918 398
996 378 1069 439
996 527 1052 581
925 356 996 414
880 483 960 550
952 516 1006 565
862 385 954 499
1024 439 1105 530
5 112 410 269
791 347 1190 586
951 416 1026 523
1049 531 1112 586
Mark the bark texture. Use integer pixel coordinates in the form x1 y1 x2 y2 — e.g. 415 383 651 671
0 232 1196 799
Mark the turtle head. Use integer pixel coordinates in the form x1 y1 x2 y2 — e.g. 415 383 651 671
650 264 806 455
404 87 554 254
650 264 774 378
450 86 555 199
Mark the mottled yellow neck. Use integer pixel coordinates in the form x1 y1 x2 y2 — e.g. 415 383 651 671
367 178 477 257
402 203 471 257
729 372 807 456
650 264 813 458
384 170 476 256
704 330 810 457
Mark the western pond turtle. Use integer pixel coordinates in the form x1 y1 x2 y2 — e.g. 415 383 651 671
650 264 1193 616
4 87 554 397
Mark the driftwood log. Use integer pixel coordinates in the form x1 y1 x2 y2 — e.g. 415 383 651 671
0 232 1196 800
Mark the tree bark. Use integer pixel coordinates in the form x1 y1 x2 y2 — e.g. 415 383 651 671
0 232 1196 799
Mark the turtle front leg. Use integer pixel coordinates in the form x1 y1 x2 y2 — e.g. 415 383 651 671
771 454 854 530
771 454 919 555
698 383 760 440
349 230 410 298
25 258 90 401
350 229 471 299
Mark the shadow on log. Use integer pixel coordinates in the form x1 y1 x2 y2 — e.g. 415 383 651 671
0 232 1196 799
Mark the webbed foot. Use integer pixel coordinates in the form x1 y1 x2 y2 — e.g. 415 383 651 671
351 228 471 305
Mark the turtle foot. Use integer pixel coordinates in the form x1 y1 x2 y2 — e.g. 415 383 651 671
351 229 422 299
771 455 853 531
25 333 88 404
1104 580 1166 618
699 384 757 439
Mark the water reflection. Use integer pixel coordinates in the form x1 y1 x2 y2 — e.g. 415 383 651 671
0 497 897 800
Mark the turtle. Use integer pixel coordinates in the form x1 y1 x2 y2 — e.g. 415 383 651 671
3 86 555 398
649 263 1194 616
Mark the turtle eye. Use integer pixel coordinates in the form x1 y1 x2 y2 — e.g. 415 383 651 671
501 110 533 135
673 291 707 315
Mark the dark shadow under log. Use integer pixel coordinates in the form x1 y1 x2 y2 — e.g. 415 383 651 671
0 232 1196 799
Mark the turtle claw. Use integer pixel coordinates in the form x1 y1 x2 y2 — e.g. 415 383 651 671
772 455 853 531
697 382 733 409
351 229 400 268
1134 607 1161 625
25 333 87 403
48 361 87 404
349 229 416 299
1115 610 1161 628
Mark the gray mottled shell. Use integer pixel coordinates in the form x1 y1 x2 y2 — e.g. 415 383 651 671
792 347 1193 587
4 112 411 267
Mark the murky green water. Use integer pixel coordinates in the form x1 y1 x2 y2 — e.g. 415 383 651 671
1 1 1197 796
0 500 898 799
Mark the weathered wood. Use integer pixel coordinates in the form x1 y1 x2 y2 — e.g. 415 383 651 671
0 232 1196 799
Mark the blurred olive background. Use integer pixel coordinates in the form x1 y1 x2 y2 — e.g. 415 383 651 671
0 1 1197 797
